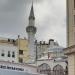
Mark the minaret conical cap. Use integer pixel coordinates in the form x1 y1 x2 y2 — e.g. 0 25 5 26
29 3 35 20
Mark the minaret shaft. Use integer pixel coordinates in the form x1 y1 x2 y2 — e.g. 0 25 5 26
29 19 35 26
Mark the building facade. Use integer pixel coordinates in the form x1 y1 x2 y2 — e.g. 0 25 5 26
67 0 75 47
64 0 75 75
37 60 67 75
35 39 67 75
35 40 49 59
0 37 18 63
16 36 29 63
35 39 65 60
0 37 29 63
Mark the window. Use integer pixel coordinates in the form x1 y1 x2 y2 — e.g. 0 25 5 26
74 0 75 8
1 50 5 57
12 61 14 63
19 50 23 55
8 39 10 42
12 39 15 43
74 15 75 25
8 51 11 57
74 32 75 44
12 52 15 58
38 63 51 75
53 65 64 75
1 53 5 56
19 58 23 63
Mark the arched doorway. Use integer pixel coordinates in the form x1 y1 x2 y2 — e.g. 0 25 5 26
38 63 51 75
53 64 64 75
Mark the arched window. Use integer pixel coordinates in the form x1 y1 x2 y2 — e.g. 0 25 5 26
53 64 64 75
38 63 51 75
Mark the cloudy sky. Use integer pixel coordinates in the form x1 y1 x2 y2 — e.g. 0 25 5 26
0 0 66 47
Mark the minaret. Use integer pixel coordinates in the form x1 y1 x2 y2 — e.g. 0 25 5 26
26 3 37 63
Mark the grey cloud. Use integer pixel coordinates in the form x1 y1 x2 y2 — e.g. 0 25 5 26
36 2 66 46
0 0 29 33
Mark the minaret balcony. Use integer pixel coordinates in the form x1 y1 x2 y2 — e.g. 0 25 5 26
26 26 36 34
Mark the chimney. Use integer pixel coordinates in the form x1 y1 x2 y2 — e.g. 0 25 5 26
49 39 54 46
40 41 42 45
43 41 45 44
18 35 20 38
35 40 37 44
